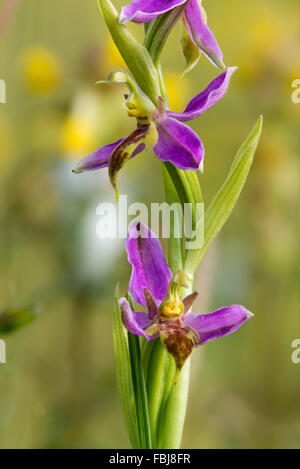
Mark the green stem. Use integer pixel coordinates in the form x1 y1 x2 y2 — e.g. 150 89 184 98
157 62 170 108
145 340 173 447
157 357 191 449
162 165 184 271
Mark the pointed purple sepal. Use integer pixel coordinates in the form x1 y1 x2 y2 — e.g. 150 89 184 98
120 0 187 24
125 222 172 308
73 138 145 175
119 298 155 340
183 305 253 345
72 139 123 174
184 0 224 69
167 67 237 122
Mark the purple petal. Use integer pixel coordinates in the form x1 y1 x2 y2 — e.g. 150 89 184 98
73 139 145 174
120 0 187 24
126 222 172 308
167 67 237 122
119 298 155 341
183 305 253 345
184 0 224 69
154 116 204 171
72 139 123 174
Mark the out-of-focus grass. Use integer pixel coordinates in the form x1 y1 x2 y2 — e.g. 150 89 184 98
0 0 299 448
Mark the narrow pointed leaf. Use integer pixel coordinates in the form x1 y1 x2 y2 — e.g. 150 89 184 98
112 283 139 448
185 116 263 274
126 293 152 449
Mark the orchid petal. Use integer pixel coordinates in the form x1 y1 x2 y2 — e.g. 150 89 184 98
120 0 187 24
72 139 123 174
119 298 155 341
184 0 224 69
159 320 196 371
182 291 199 316
154 116 204 171
126 222 172 308
182 305 253 345
167 67 237 122
109 125 151 200
144 288 158 320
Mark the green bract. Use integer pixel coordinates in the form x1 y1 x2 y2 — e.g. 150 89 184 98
98 0 160 105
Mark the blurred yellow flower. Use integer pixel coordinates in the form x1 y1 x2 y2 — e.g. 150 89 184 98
21 47 62 94
164 72 191 112
105 37 125 69
61 90 99 157
250 14 283 56
239 6 295 81
61 116 96 156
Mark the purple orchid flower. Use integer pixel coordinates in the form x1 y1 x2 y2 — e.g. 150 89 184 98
120 0 225 69
73 67 236 194
119 222 253 373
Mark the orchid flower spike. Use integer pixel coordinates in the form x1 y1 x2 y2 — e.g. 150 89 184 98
120 0 225 69
119 222 254 376
73 67 236 199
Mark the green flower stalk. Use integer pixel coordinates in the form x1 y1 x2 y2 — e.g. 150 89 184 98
74 0 263 449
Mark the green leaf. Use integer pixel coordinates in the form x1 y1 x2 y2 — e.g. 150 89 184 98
163 163 198 213
126 293 152 449
0 307 37 335
185 115 263 274
180 18 201 76
112 284 139 448
98 0 160 105
184 170 203 205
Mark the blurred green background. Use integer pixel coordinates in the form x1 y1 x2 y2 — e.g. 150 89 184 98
0 0 299 449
